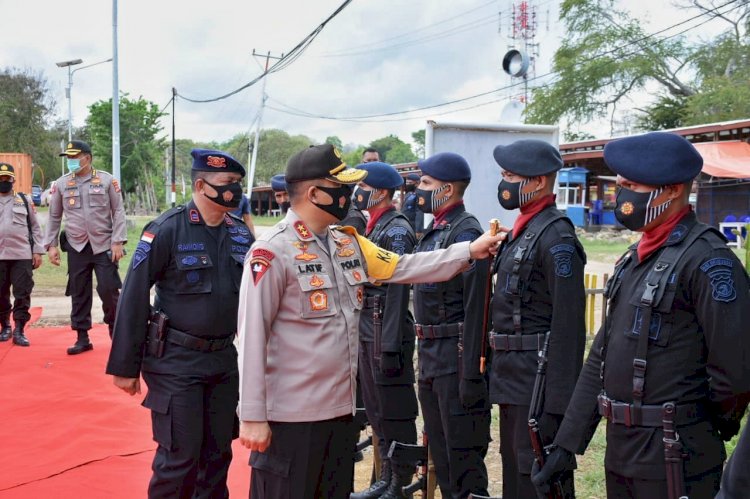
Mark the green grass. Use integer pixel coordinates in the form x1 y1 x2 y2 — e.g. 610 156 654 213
34 217 150 291
253 214 284 226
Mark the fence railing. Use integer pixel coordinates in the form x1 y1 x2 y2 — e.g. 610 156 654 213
584 273 608 337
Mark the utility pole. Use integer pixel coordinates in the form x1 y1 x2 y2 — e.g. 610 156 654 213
247 50 283 196
171 87 177 207
112 0 121 183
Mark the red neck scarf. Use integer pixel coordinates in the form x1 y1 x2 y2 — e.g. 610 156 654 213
637 205 692 262
366 206 394 235
433 201 464 227
512 194 556 237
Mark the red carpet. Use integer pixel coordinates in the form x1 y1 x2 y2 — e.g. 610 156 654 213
0 313 251 498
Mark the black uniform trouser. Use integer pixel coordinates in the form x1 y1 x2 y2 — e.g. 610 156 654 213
250 415 357 499
0 259 33 322
359 341 418 474
498 404 573 499
419 372 490 499
141 367 239 499
605 464 722 499
64 242 121 331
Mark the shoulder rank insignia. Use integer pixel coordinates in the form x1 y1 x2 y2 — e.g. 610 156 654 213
294 221 314 241
189 209 201 224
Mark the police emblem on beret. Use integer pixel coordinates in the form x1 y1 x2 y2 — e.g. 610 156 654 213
620 201 634 216
550 244 575 278
701 258 736 303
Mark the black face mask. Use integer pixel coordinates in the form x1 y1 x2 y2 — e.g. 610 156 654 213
312 184 353 221
415 184 450 214
203 180 243 209
353 186 385 211
497 178 536 210
614 186 671 231
0 181 12 194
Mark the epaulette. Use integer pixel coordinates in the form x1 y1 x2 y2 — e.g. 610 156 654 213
261 221 288 242
226 211 244 224
151 205 186 226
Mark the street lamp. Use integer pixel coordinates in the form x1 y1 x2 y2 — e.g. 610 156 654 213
55 57 113 141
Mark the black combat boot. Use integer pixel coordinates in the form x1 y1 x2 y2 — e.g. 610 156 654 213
67 329 93 355
378 469 414 499
12 320 29 347
0 315 11 342
350 458 391 499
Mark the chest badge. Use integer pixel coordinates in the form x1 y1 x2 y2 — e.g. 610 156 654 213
337 247 355 258
356 287 363 304
353 270 363 281
309 274 324 288
293 241 318 261
309 290 328 311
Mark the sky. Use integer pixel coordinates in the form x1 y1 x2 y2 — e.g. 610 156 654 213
0 0 732 150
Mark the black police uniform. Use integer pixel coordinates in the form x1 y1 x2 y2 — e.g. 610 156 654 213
554 210 750 498
414 203 491 498
358 208 419 490
489 203 585 498
106 200 252 498
342 205 368 235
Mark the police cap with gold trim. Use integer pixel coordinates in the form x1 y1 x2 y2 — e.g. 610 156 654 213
286 144 367 184
0 163 15 178
59 140 92 157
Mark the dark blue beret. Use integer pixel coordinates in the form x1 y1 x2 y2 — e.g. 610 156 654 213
603 132 703 185
406 172 421 182
492 139 562 177
190 149 246 176
418 152 471 182
270 174 287 192
355 162 404 189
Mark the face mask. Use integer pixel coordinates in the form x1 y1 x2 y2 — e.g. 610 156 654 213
353 186 385 211
312 184 353 221
614 186 671 231
415 183 450 214
405 184 416 193
497 178 536 210
0 181 12 193
67 158 82 174
203 180 243 209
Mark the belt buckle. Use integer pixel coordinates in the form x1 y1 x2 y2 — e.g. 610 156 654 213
599 394 612 419
623 404 633 427
415 324 424 340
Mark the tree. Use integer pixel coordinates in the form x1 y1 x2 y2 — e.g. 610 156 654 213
524 0 750 133
86 94 166 211
411 129 425 158
369 135 417 164
0 67 59 184
325 135 343 150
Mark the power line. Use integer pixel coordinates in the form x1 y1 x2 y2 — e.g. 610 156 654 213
265 0 744 122
175 0 353 104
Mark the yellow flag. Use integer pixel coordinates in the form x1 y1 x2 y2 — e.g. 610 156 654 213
337 226 399 281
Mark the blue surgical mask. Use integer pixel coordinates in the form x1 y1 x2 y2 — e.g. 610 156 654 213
66 158 82 174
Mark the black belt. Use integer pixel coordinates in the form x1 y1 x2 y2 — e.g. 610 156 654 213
490 332 547 351
414 323 462 340
166 327 235 352
597 393 706 427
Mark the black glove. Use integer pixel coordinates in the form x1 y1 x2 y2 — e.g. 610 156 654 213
379 352 403 377
531 446 576 497
459 378 488 409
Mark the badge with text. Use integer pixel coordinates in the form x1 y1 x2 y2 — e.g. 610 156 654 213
250 248 275 285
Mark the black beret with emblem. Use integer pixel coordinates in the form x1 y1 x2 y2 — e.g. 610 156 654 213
492 139 563 177
271 174 287 192
59 140 92 157
603 132 703 185
356 161 403 189
418 152 472 182
0 163 15 178
190 148 246 176
286 144 367 184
